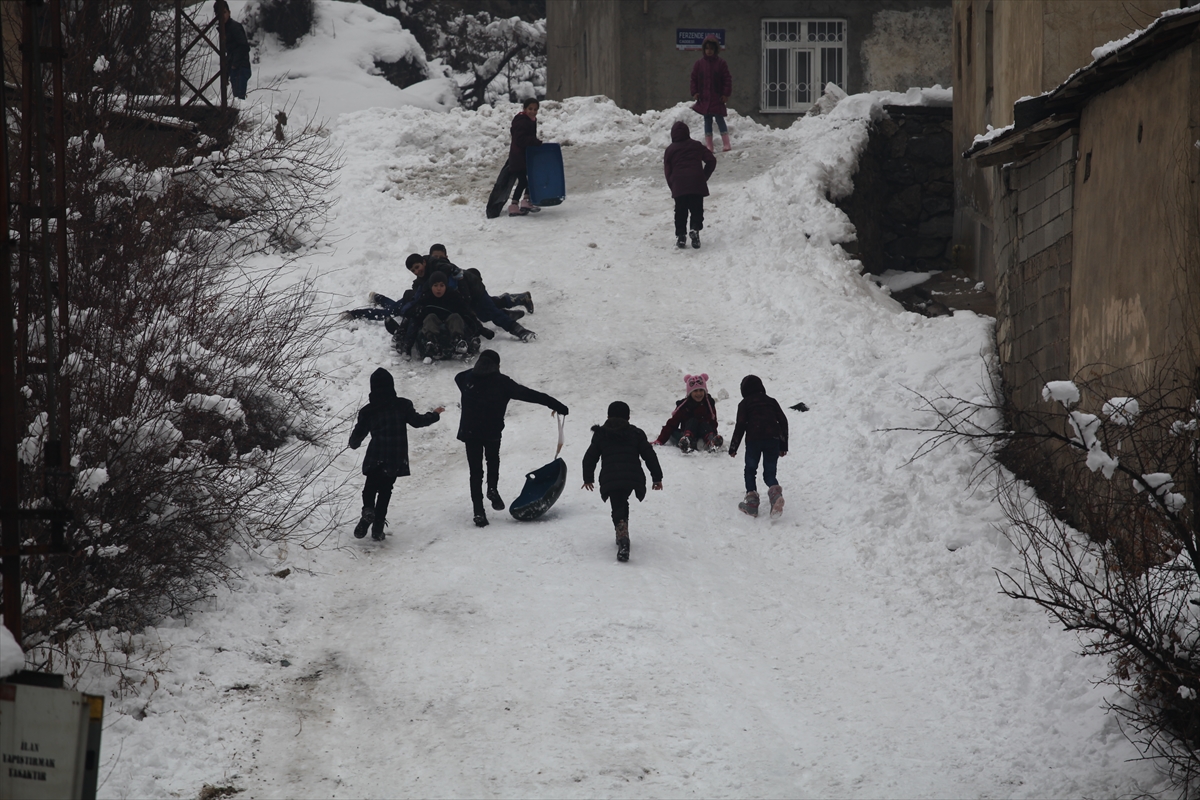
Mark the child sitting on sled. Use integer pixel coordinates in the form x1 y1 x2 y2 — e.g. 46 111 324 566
653 373 722 452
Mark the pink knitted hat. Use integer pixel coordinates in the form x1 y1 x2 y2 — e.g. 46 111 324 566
685 373 709 395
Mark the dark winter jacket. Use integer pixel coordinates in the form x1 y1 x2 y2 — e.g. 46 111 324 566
509 111 542 172
224 18 251 70
664 121 717 198
654 393 718 444
582 418 663 502
349 368 440 477
413 283 480 328
728 375 788 455
454 356 568 442
690 44 732 117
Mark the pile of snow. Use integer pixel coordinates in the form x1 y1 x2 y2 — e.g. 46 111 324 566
0 622 24 677
226 0 457 125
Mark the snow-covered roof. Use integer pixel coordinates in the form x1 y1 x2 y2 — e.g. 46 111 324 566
964 3 1200 163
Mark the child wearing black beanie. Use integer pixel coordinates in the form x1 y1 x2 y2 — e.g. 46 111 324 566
582 401 664 562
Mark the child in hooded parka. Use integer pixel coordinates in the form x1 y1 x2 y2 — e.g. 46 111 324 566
582 401 664 563
348 367 444 540
727 374 788 518
653 373 722 453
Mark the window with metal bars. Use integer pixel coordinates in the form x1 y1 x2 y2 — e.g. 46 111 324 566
761 18 845 113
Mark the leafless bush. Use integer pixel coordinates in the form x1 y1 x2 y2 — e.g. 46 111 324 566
7 2 342 671
904 362 1200 794
364 1 546 108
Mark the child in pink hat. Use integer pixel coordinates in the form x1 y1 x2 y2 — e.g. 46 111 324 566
653 373 722 453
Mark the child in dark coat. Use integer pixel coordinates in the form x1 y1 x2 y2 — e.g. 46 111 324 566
455 349 568 527
654 373 722 453
582 401 664 562
727 375 788 518
348 368 444 540
663 120 717 250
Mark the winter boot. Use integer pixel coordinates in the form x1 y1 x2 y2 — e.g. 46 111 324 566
507 309 526 322
501 289 530 311
704 432 723 451
690 230 701 249
487 487 506 511
676 235 687 249
738 490 760 517
721 133 732 152
473 500 489 528
615 519 630 562
678 434 694 453
704 135 714 152
508 202 527 217
512 323 536 342
519 197 541 213
452 336 469 355
371 515 387 541
353 505 374 539
768 485 784 518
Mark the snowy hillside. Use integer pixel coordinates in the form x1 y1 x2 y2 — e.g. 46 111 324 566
78 8 1172 799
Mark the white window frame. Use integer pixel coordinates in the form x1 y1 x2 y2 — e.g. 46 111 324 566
761 18 846 113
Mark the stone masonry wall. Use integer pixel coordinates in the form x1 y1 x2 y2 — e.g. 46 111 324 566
838 104 954 274
994 132 1077 420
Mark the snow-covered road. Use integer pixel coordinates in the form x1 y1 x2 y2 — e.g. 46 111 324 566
89 91 1168 799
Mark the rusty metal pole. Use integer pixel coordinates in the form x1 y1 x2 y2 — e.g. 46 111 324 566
1 4 23 646
217 5 227 108
48 0 70 548
175 0 182 109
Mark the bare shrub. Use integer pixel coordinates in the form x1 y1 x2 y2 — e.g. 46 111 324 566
363 1 546 108
904 361 1200 793
7 2 341 671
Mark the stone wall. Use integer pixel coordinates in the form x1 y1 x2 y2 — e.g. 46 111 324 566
838 104 954 274
993 131 1076 419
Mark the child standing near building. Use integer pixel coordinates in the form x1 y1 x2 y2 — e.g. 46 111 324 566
582 401 664 562
653 373 722 452
727 375 788 518
663 120 716 249
349 368 444 540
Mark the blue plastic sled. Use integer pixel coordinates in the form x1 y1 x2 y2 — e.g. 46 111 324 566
525 143 566 207
510 458 568 521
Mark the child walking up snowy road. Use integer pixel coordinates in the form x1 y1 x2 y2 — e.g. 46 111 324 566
663 121 716 249
582 401 664 562
727 375 788 518
349 368 444 540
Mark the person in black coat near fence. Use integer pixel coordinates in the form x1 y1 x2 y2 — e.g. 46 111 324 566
664 120 716 250
582 401 664 563
215 1 251 99
455 349 568 528
727 375 789 518
349 368 444 540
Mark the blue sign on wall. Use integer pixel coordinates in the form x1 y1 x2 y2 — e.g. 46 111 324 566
676 29 725 51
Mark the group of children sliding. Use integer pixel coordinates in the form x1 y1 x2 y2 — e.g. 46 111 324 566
349 359 789 562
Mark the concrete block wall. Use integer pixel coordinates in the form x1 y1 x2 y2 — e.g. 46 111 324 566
994 132 1077 421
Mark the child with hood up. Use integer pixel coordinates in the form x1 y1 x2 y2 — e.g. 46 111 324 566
653 373 722 452
582 402 664 562
727 375 788 518
664 120 717 250
349 368 444 540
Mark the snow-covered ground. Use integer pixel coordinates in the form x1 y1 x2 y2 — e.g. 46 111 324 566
48 4 1173 798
